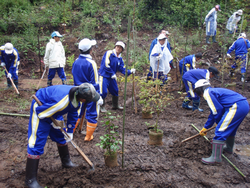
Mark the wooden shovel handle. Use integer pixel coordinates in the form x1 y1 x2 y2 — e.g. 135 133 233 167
32 95 94 168
181 126 216 143
3 66 19 94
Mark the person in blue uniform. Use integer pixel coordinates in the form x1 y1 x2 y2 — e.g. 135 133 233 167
72 38 103 141
147 30 174 81
25 83 100 188
182 67 219 111
99 41 135 112
0 43 20 89
194 79 249 165
204 5 221 44
227 33 250 82
179 53 202 76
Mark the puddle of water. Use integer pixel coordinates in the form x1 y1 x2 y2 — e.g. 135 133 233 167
234 145 250 156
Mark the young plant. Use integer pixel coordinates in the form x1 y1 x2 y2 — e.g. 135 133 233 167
96 112 122 156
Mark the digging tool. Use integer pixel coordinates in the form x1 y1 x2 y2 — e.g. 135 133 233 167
32 95 95 171
181 126 216 143
78 107 86 133
191 124 246 178
3 66 19 94
36 67 47 90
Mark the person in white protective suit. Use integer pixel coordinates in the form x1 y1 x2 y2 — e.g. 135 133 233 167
226 9 243 34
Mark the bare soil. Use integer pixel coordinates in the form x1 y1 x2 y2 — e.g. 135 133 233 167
0 29 250 188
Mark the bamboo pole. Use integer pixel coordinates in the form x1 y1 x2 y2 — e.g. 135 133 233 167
122 16 131 168
0 112 30 117
191 124 246 178
132 0 137 114
239 15 244 37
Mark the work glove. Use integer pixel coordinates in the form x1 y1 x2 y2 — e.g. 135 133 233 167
227 53 232 58
7 73 12 79
111 74 117 81
199 127 207 136
156 54 163 60
51 122 62 129
97 97 103 106
131 68 136 74
203 22 206 25
65 133 73 143
1 62 6 67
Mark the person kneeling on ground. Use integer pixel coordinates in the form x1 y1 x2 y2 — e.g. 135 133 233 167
194 79 249 165
25 83 100 188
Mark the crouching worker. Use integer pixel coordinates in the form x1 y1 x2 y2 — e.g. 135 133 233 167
194 79 249 165
25 83 100 188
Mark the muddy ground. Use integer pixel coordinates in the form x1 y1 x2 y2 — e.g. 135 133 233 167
0 29 250 188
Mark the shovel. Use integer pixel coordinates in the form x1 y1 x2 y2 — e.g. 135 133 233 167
36 67 47 90
3 66 19 95
32 95 95 172
181 126 216 143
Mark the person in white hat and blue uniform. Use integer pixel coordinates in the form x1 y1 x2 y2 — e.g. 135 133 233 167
44 31 66 86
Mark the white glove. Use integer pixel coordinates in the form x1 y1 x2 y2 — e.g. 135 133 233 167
7 73 12 78
51 122 62 129
227 54 232 58
111 74 117 81
203 22 206 25
131 68 136 74
97 97 103 106
1 62 6 67
65 133 73 143
156 54 163 60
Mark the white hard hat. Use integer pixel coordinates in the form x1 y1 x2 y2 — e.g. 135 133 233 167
195 79 211 89
157 33 167 40
115 41 125 50
4 43 13 54
239 33 246 38
78 38 97 52
237 9 243 15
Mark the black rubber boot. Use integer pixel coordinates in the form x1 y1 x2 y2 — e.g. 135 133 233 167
100 99 107 113
14 80 18 89
212 36 217 43
112 95 123 110
182 97 193 110
223 137 235 154
192 99 203 112
25 158 43 188
206 36 210 44
62 80 66 85
5 78 12 90
57 144 78 168
47 80 52 87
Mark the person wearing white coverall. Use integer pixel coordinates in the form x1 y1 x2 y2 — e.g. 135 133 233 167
150 33 173 84
204 5 221 44
226 10 243 34
25 83 100 188
44 31 66 86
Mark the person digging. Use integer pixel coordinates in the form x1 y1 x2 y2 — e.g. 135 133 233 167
25 83 100 188
194 79 249 165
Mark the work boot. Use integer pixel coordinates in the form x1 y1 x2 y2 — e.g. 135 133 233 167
112 95 123 110
202 139 225 164
14 80 18 89
47 80 52 87
57 144 78 168
206 36 210 44
62 80 66 85
182 97 193 110
100 99 107 113
212 36 217 43
192 99 203 112
223 137 235 154
25 158 43 188
5 78 12 90
84 122 97 141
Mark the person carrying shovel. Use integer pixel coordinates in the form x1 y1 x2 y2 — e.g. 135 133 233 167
72 38 103 141
25 83 100 188
0 42 20 89
194 79 249 165
182 67 219 111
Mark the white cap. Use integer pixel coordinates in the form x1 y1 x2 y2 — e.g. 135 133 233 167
195 79 211 89
4 43 13 54
239 33 246 38
165 31 171 35
51 31 63 38
158 33 167 40
115 41 125 50
78 38 97 52
237 9 243 15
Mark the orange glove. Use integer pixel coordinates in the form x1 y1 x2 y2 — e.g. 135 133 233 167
199 127 207 136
